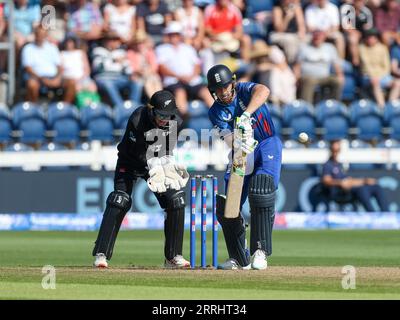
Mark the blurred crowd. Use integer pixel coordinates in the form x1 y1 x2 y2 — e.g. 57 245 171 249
0 0 400 113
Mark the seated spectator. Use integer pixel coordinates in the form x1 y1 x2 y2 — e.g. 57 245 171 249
305 0 345 59
60 36 98 108
204 0 251 62
103 0 136 44
22 26 75 103
268 46 297 106
342 0 373 67
373 0 400 46
391 32 400 80
359 28 400 107
136 0 172 46
294 30 344 104
322 140 389 212
4 0 41 51
270 0 307 65
156 22 214 116
67 0 103 42
127 30 162 98
92 32 143 106
174 0 205 50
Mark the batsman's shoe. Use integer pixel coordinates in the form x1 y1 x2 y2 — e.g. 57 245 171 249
251 249 268 270
93 253 108 268
217 259 251 270
164 255 190 269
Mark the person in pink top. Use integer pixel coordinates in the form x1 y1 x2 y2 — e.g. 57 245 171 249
127 30 162 98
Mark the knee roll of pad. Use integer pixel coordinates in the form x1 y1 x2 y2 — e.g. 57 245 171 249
166 190 186 210
107 190 132 211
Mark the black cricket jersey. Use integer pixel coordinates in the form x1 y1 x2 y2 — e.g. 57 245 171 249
116 106 183 171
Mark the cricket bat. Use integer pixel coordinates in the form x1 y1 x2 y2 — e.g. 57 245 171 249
224 118 258 218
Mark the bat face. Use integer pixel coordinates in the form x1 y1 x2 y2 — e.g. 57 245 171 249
224 155 246 218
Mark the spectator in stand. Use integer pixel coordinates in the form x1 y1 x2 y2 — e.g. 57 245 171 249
294 30 344 104
156 22 214 116
391 32 400 80
92 32 143 106
136 0 172 46
103 0 136 44
342 0 373 67
305 0 346 59
4 0 41 51
359 28 400 107
270 0 307 65
22 26 76 103
268 46 297 106
174 0 205 50
204 0 251 62
60 36 98 101
373 0 400 46
322 140 389 212
67 0 103 42
127 29 162 98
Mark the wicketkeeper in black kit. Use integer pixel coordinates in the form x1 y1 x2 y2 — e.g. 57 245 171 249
92 90 190 268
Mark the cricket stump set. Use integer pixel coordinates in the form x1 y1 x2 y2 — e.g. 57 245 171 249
190 175 218 269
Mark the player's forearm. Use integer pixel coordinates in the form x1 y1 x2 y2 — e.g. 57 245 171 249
246 84 270 115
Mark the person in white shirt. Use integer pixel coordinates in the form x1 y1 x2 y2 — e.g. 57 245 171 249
103 0 136 44
293 30 344 104
305 0 345 58
156 22 214 116
22 26 75 103
60 36 97 94
92 32 143 106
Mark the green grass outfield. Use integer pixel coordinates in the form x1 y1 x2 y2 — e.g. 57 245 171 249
0 230 399 299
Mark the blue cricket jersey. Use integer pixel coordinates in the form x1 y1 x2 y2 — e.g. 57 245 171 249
208 82 275 142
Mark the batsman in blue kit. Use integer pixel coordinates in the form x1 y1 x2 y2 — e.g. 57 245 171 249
207 64 282 270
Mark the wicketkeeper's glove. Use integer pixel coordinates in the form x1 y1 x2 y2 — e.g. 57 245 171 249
162 156 189 190
147 157 168 193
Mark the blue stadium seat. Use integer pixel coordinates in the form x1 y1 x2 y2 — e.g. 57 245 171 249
349 99 383 141
114 100 140 130
188 100 209 118
0 105 12 144
81 103 114 143
246 0 274 18
243 18 267 40
315 100 349 141
269 104 283 137
341 75 356 101
283 100 316 140
47 102 80 143
383 100 400 140
11 102 46 144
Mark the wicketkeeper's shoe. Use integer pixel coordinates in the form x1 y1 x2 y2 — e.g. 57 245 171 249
251 249 268 270
93 253 108 268
164 255 190 269
217 259 252 270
